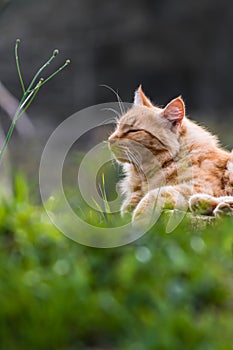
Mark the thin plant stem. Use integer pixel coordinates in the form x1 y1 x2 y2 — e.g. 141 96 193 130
101 173 111 213
0 40 70 166
40 60 70 87
15 39 25 94
0 122 15 164
26 49 59 94
0 89 36 163
15 82 42 122
14 89 35 119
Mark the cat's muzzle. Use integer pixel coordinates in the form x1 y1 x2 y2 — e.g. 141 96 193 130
108 140 129 163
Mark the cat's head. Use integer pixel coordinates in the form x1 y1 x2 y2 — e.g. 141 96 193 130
108 86 186 166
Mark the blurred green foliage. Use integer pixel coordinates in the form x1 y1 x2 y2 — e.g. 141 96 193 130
0 175 233 350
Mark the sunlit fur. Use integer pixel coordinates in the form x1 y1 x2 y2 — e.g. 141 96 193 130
108 86 233 224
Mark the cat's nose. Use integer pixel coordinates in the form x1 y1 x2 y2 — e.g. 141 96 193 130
108 133 118 142
108 131 123 142
108 136 115 143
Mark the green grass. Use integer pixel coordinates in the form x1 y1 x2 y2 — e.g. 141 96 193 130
0 175 233 349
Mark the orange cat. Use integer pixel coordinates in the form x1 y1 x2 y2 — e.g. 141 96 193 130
108 86 233 226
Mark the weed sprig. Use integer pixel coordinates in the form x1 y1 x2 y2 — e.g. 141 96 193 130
0 39 70 164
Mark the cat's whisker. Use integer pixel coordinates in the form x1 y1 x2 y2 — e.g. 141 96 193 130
129 152 140 168
116 87 126 114
112 159 117 169
126 149 144 176
100 84 125 115
101 108 121 120
128 148 143 170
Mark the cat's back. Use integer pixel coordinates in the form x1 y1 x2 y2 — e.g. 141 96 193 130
183 119 231 196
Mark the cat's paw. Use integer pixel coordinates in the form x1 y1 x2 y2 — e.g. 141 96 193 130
189 194 219 215
120 203 136 217
213 200 233 218
132 190 162 229
120 198 140 217
132 186 187 228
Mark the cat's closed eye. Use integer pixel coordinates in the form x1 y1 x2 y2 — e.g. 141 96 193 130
126 129 141 133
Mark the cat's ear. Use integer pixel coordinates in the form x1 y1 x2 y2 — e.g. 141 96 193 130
163 96 185 125
134 85 153 107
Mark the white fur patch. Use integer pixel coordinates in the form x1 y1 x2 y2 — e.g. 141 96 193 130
134 89 142 106
227 161 233 172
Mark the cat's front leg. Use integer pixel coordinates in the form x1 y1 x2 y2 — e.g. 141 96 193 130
132 185 188 227
189 194 233 216
121 192 143 216
213 201 233 217
189 194 220 215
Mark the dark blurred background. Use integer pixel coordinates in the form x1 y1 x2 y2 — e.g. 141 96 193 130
1 0 233 176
